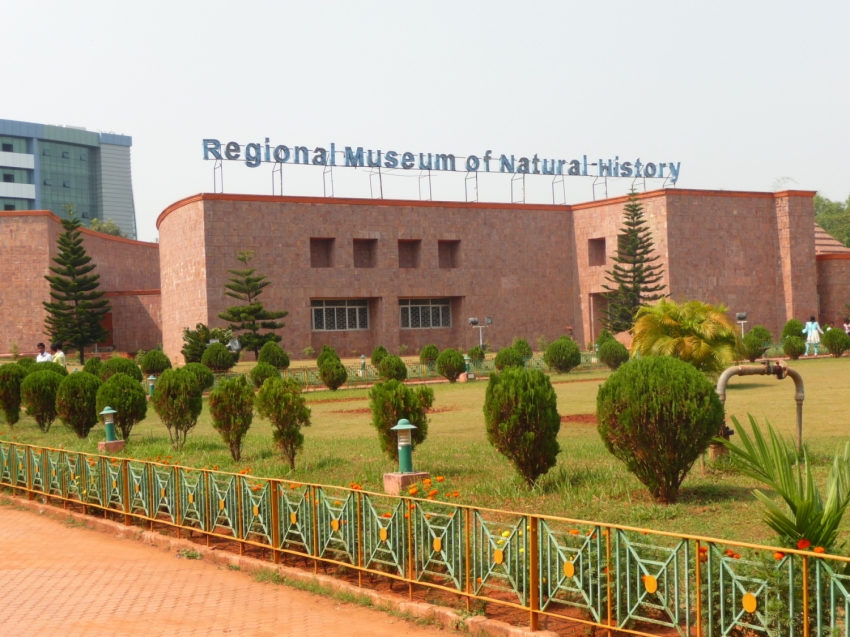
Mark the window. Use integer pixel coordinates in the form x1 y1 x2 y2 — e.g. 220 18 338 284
62 151 70 159
42 148 51 156
1 143 11 152
399 298 451 329
310 238 334 267
588 238 606 267
438 240 460 268
398 239 421 268
311 299 369 331
3 204 15 211
80 211 90 219
80 152 88 161
63 180 71 188
43 179 53 186
2 174 13 183
353 239 377 268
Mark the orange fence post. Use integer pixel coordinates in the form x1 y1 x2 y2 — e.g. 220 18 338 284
529 515 539 632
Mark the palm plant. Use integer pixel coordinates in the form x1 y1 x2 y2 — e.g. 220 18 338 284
631 299 737 375
722 415 850 551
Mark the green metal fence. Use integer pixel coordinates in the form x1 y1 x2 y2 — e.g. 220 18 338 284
2 440 847 637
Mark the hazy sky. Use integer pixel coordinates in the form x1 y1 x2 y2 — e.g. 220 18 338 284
4 1 849 242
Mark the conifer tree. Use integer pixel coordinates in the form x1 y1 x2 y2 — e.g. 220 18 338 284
43 204 111 364
601 190 666 333
218 251 287 358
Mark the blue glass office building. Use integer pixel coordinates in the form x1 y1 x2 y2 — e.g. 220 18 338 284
0 119 137 239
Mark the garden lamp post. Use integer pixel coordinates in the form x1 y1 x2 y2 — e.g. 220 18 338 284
391 419 417 473
147 375 157 397
360 354 367 377
100 406 118 443
464 354 471 374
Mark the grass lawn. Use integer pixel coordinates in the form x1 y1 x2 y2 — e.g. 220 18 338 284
2 357 849 545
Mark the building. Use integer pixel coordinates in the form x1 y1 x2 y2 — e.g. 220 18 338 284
2 188 849 362
0 119 137 239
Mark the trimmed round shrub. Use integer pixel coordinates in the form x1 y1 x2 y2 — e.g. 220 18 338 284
598 340 629 370
494 347 524 370
512 338 533 359
316 345 340 368
28 361 69 377
101 357 142 383
596 329 616 347
257 341 290 370
95 373 147 441
320 359 348 391
250 362 280 389
151 368 202 450
782 319 805 341
544 338 582 374
16 357 36 370
467 346 485 364
139 349 173 376
368 379 433 461
255 377 312 469
201 342 236 373
0 363 28 426
378 354 408 381
484 368 560 486
209 375 254 461
597 356 724 504
741 332 767 362
749 325 773 343
82 357 103 377
436 348 466 383
21 370 63 432
56 372 102 439
183 362 215 391
419 344 440 365
371 345 389 366
783 336 806 360
822 329 850 358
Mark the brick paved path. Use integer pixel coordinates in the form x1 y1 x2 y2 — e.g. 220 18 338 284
0 506 447 637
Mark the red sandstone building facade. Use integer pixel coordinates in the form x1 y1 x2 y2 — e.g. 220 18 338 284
2 188 849 364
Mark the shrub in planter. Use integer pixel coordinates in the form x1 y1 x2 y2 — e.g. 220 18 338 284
822 329 850 358
56 372 102 438
419 344 440 365
368 379 433 461
209 375 254 461
250 362 280 389
782 319 805 342
596 356 723 504
28 361 69 377
544 338 582 373
201 342 236 373
183 362 215 392
139 349 173 376
82 357 103 377
484 368 560 486
0 363 28 426
257 341 290 370
598 340 629 370
95 373 147 441
255 377 311 469
783 336 806 360
320 359 348 391
436 348 466 383
16 357 36 370
151 368 202 451
378 354 408 381
512 338 533 359
21 370 63 432
467 346 485 364
371 345 389 367
595 329 616 348
316 345 340 368
101 357 142 383
494 347 524 370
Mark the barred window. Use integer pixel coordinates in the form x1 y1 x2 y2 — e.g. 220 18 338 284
311 299 369 331
399 298 451 329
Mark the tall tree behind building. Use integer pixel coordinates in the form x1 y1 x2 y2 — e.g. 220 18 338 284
601 190 666 334
218 251 288 359
43 204 111 364
814 193 850 247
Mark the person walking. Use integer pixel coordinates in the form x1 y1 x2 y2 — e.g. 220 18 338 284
50 342 66 369
35 342 52 363
843 318 850 336
802 316 824 356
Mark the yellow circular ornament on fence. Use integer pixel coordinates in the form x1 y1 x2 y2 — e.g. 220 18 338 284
742 592 757 614
644 575 658 594
331 518 340 532
380 527 388 542
433 537 442 553
563 561 575 578
290 512 297 525
493 549 504 565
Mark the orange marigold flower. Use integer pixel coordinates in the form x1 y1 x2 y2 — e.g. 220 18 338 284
250 485 261 491
425 514 431 520
404 513 410 519
724 549 735 557
428 489 439 497
797 539 811 550
814 546 825 554
476 577 482 584
774 552 785 560
733 553 741 559
334 500 343 506
436 476 445 482
698 546 708 554
213 465 219 470
452 490 459 497
409 504 415 510
569 529 580 535
408 488 419 496
382 513 392 518
238 470 246 475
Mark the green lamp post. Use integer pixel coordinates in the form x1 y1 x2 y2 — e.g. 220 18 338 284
100 406 118 443
147 375 157 397
390 419 417 473
360 354 367 377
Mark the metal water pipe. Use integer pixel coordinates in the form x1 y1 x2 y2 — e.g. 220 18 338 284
715 359 805 453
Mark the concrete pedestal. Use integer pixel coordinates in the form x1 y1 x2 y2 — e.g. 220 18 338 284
98 440 126 453
383 471 431 496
